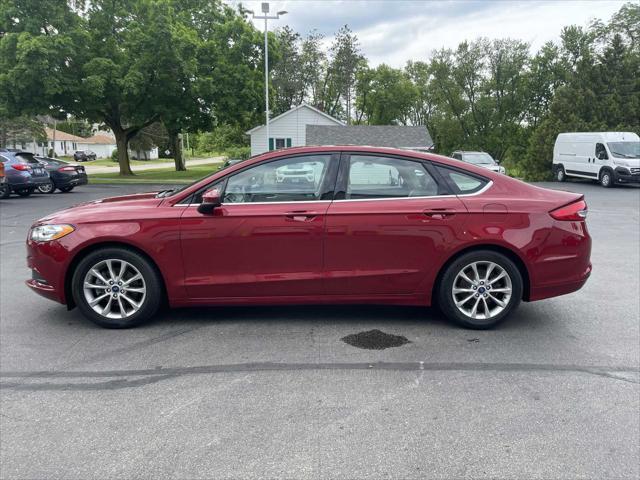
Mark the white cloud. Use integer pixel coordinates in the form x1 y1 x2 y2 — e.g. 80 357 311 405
229 0 627 66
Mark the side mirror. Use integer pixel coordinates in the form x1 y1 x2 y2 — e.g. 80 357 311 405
197 188 222 215
495 159 501 165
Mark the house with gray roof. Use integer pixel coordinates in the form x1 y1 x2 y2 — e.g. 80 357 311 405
246 105 433 156
306 125 433 151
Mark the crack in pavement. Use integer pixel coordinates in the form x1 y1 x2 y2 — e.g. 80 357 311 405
1 361 638 391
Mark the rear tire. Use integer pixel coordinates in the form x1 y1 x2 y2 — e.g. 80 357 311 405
59 186 74 193
555 165 566 182
16 188 33 197
71 247 163 328
437 250 523 329
0 183 9 199
599 169 614 188
37 181 55 194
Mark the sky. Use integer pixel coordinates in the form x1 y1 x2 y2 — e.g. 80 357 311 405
227 0 627 66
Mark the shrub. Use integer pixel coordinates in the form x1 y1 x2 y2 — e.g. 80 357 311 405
224 146 250 160
111 149 118 162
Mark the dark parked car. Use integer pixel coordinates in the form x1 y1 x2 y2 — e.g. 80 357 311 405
73 150 97 162
26 146 591 329
0 151 51 197
34 156 88 193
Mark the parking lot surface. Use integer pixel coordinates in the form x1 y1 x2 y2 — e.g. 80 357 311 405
1 182 639 479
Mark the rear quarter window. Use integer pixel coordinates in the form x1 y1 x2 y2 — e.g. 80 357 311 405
435 165 489 194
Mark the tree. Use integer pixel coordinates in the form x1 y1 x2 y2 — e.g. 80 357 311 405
327 25 363 123
355 64 416 125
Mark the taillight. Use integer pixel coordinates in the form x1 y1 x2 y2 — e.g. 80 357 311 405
11 164 31 171
550 200 588 221
58 166 76 172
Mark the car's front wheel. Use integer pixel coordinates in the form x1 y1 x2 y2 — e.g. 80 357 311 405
72 248 163 328
437 250 523 329
599 169 614 188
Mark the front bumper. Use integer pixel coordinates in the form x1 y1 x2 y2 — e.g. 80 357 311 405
614 167 640 184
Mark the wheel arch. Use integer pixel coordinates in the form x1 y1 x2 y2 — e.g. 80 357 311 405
432 244 531 303
64 241 168 310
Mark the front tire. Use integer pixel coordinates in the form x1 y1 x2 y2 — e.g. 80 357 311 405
555 165 566 182
599 169 614 188
437 250 523 329
71 248 163 328
37 181 55 194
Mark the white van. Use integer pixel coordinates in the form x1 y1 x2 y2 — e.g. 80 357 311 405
552 132 640 187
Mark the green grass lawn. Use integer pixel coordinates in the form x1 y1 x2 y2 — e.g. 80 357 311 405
90 163 223 183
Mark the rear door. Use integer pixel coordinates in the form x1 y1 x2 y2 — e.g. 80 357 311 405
323 153 469 296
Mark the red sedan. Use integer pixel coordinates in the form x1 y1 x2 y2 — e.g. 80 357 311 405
26 146 592 329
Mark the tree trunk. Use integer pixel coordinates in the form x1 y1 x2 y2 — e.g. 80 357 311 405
114 131 133 176
171 132 186 171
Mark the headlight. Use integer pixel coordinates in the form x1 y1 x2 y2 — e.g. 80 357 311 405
30 224 75 242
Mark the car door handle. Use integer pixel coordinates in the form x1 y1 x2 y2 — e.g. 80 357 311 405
423 208 456 219
285 211 317 222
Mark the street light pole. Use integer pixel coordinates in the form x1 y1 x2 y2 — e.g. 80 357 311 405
248 3 287 151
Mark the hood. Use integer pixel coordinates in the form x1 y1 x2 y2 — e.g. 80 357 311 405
36 192 162 225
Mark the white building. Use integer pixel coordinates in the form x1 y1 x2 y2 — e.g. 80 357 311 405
246 103 344 156
23 127 157 159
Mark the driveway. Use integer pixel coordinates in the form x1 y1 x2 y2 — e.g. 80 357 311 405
0 181 638 479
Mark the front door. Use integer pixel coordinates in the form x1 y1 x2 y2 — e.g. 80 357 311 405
323 153 469 296
180 153 338 299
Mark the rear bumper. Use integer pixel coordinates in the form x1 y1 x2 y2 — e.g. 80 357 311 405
54 174 88 188
9 176 51 188
529 263 591 301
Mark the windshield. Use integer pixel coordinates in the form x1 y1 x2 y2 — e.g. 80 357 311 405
462 152 496 165
607 142 640 159
156 171 218 198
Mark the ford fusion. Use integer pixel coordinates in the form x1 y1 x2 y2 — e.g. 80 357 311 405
26 146 592 329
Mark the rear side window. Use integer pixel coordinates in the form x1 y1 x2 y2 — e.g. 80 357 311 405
435 165 489 194
346 155 441 199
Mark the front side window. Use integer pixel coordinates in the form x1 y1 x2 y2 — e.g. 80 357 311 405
224 154 331 203
595 143 608 160
346 155 440 199
436 165 489 194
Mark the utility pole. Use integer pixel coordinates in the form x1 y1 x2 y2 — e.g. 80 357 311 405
248 3 287 151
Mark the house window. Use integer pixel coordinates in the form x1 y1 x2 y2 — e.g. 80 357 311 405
269 138 292 151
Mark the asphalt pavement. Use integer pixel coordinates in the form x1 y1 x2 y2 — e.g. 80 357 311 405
1 181 638 479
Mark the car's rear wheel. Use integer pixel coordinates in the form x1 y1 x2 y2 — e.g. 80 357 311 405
0 182 9 199
16 188 33 197
437 250 523 329
59 185 74 193
37 181 55 194
72 248 162 328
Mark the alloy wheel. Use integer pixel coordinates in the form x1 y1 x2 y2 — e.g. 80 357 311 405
451 261 513 320
37 181 54 194
83 259 147 319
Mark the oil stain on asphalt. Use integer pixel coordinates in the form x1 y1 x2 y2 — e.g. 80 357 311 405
341 329 411 350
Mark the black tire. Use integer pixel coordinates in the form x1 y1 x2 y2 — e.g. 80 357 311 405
59 185 74 193
599 169 614 188
555 165 566 182
437 250 523 329
71 247 163 328
0 182 9 199
37 180 55 194
16 188 33 197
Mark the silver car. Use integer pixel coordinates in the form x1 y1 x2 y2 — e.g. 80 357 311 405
451 151 506 174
